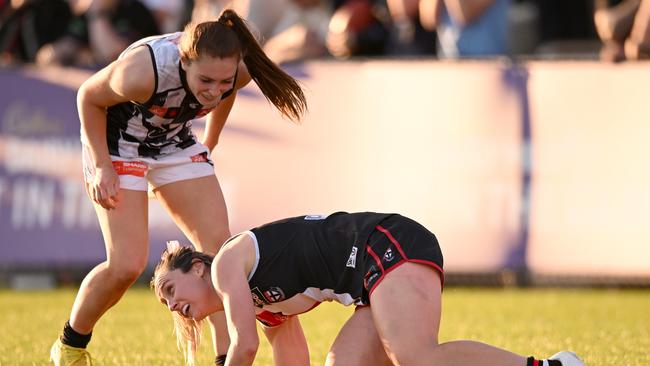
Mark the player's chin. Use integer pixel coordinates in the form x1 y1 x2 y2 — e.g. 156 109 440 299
198 95 219 108
192 310 209 321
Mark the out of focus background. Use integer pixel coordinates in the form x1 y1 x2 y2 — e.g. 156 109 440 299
2 0 650 289
2 1 650 365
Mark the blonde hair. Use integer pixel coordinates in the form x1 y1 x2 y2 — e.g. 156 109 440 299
151 241 213 366
179 8 307 122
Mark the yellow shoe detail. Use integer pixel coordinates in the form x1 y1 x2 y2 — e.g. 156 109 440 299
49 339 93 366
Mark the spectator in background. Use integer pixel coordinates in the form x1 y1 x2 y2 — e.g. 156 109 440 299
374 0 437 56
532 0 598 56
327 0 437 59
415 0 510 58
35 0 159 68
140 0 187 33
0 0 71 65
326 0 392 58
234 0 333 64
189 0 231 23
594 0 650 61
190 0 332 64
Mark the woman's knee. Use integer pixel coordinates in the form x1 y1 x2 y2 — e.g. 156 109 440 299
106 257 148 285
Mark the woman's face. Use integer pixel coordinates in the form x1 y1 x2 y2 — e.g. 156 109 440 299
182 55 239 108
158 263 215 320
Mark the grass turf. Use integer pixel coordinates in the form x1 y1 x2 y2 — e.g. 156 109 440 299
1 287 648 365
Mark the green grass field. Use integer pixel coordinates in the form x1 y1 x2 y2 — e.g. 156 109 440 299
1 287 648 365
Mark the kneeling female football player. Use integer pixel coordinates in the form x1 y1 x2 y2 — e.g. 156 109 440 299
153 212 585 366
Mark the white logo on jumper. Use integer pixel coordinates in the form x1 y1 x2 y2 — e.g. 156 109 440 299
304 215 324 220
383 248 394 262
346 246 358 268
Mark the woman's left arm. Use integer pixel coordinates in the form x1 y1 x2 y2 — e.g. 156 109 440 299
202 62 252 152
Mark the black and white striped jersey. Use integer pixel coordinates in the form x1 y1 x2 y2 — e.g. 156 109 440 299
100 32 235 158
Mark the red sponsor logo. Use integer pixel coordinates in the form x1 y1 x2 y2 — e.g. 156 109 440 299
149 106 180 118
190 152 209 163
195 109 212 118
112 161 148 177
149 105 167 117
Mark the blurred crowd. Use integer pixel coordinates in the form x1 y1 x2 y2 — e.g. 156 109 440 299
1 0 648 68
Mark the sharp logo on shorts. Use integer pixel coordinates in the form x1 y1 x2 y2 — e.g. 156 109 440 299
383 248 395 262
112 161 148 177
250 287 269 307
190 152 210 163
346 246 358 268
263 287 285 303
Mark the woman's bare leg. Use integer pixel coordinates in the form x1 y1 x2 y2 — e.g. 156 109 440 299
70 189 150 333
370 262 527 366
326 306 392 366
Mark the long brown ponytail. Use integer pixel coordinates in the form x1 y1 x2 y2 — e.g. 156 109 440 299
217 9 307 122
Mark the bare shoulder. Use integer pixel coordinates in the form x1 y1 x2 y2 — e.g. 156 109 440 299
109 46 156 104
214 233 256 276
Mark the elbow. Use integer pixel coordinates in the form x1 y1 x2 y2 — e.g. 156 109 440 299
241 345 258 361
232 339 259 363
241 337 260 356
77 83 89 107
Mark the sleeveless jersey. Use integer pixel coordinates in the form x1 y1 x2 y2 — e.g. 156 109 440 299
103 33 235 158
243 212 394 325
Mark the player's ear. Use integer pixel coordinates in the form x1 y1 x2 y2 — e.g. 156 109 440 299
191 259 205 276
180 58 190 71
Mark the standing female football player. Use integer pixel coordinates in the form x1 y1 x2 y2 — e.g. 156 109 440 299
50 8 306 366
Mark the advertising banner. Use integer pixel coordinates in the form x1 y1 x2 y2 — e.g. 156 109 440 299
0 67 185 267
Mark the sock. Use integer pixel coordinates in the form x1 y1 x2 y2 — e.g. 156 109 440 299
215 354 227 366
527 357 563 366
60 321 92 349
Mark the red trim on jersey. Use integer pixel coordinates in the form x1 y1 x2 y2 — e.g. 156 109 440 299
375 224 409 259
256 302 321 327
366 245 384 272
533 360 540 366
374 224 445 287
256 310 289 327
367 259 445 297
112 161 148 177
409 259 445 287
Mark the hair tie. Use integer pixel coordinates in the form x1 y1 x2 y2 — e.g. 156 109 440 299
218 16 235 28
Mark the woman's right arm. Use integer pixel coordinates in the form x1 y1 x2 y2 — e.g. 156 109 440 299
78 46 154 209
213 236 260 366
